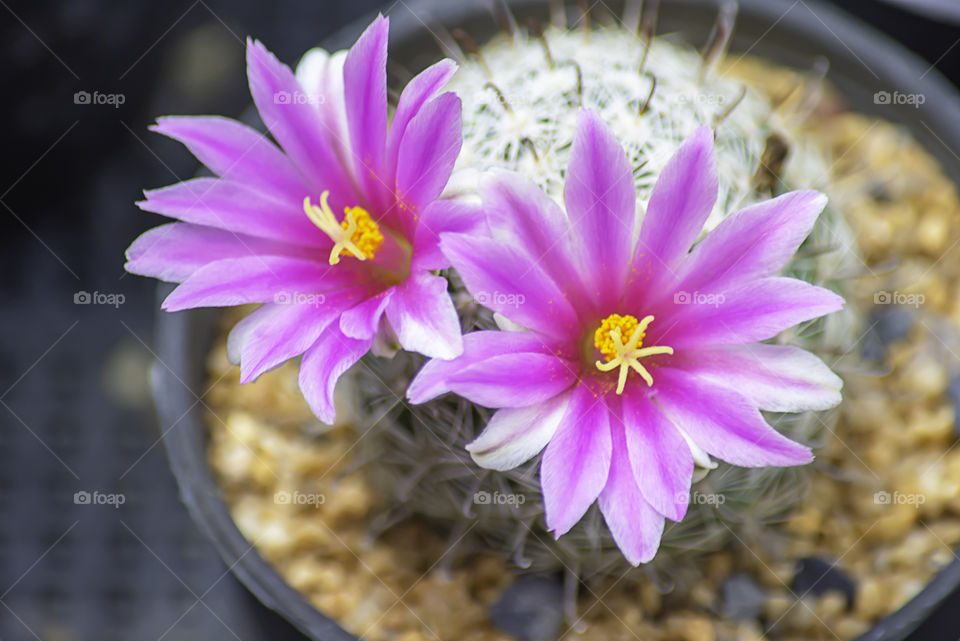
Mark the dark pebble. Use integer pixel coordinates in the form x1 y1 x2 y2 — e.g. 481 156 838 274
947 372 960 439
790 557 856 609
868 180 894 203
722 573 767 621
862 307 914 362
489 574 565 641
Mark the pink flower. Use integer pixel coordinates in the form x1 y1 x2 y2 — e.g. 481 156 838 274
408 109 844 564
127 16 478 422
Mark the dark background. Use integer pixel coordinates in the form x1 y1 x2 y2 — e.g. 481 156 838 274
0 0 958 639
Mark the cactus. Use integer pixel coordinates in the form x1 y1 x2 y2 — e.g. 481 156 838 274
355 2 861 591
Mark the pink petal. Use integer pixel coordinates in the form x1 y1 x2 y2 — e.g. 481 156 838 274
445 352 576 408
246 39 354 209
385 59 458 186
673 190 828 295
621 387 693 522
339 288 394 340
466 391 571 471
394 92 462 236
598 416 666 565
660 277 844 348
294 48 350 162
227 298 348 383
541 383 613 536
634 125 718 284
412 199 487 271
672 344 842 412
440 233 580 339
654 367 813 467
138 178 326 247
343 15 390 212
480 169 586 306
298 324 372 423
385 271 463 360
564 109 637 309
125 223 314 283
150 116 308 200
407 330 565 404
160 256 366 312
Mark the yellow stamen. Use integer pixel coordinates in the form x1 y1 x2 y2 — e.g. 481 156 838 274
594 314 673 394
303 191 383 265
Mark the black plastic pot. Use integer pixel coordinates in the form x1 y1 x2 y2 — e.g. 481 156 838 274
155 1 960 639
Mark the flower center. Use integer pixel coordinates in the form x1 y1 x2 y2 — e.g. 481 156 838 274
303 191 384 265
594 313 674 394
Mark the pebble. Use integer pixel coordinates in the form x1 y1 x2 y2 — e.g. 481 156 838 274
916 212 950 255
488 574 565 641
902 355 948 398
947 372 960 439
790 557 856 609
664 613 715 641
722 574 767 621
861 307 914 362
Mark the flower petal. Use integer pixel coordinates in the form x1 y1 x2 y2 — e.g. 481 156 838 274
440 233 580 338
621 387 693 522
227 297 350 383
298 324 372 423
673 190 828 295
598 416 666 565
246 39 354 208
659 277 844 348
635 125 718 282
466 391 571 471
160 256 365 312
564 109 637 309
541 383 613 536
343 14 390 211
673 343 842 412
395 92 462 233
139 178 326 247
295 48 350 161
654 367 813 467
412 199 487 270
480 169 586 304
446 351 576 408
150 116 308 200
386 271 463 359
386 59 458 185
407 330 565 404
339 288 394 340
125 223 314 283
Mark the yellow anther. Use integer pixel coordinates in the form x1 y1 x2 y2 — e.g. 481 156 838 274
303 191 383 265
594 314 674 394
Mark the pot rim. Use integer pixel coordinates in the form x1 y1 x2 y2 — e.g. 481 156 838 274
155 2 960 640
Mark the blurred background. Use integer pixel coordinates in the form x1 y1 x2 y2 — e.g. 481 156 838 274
0 0 958 639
